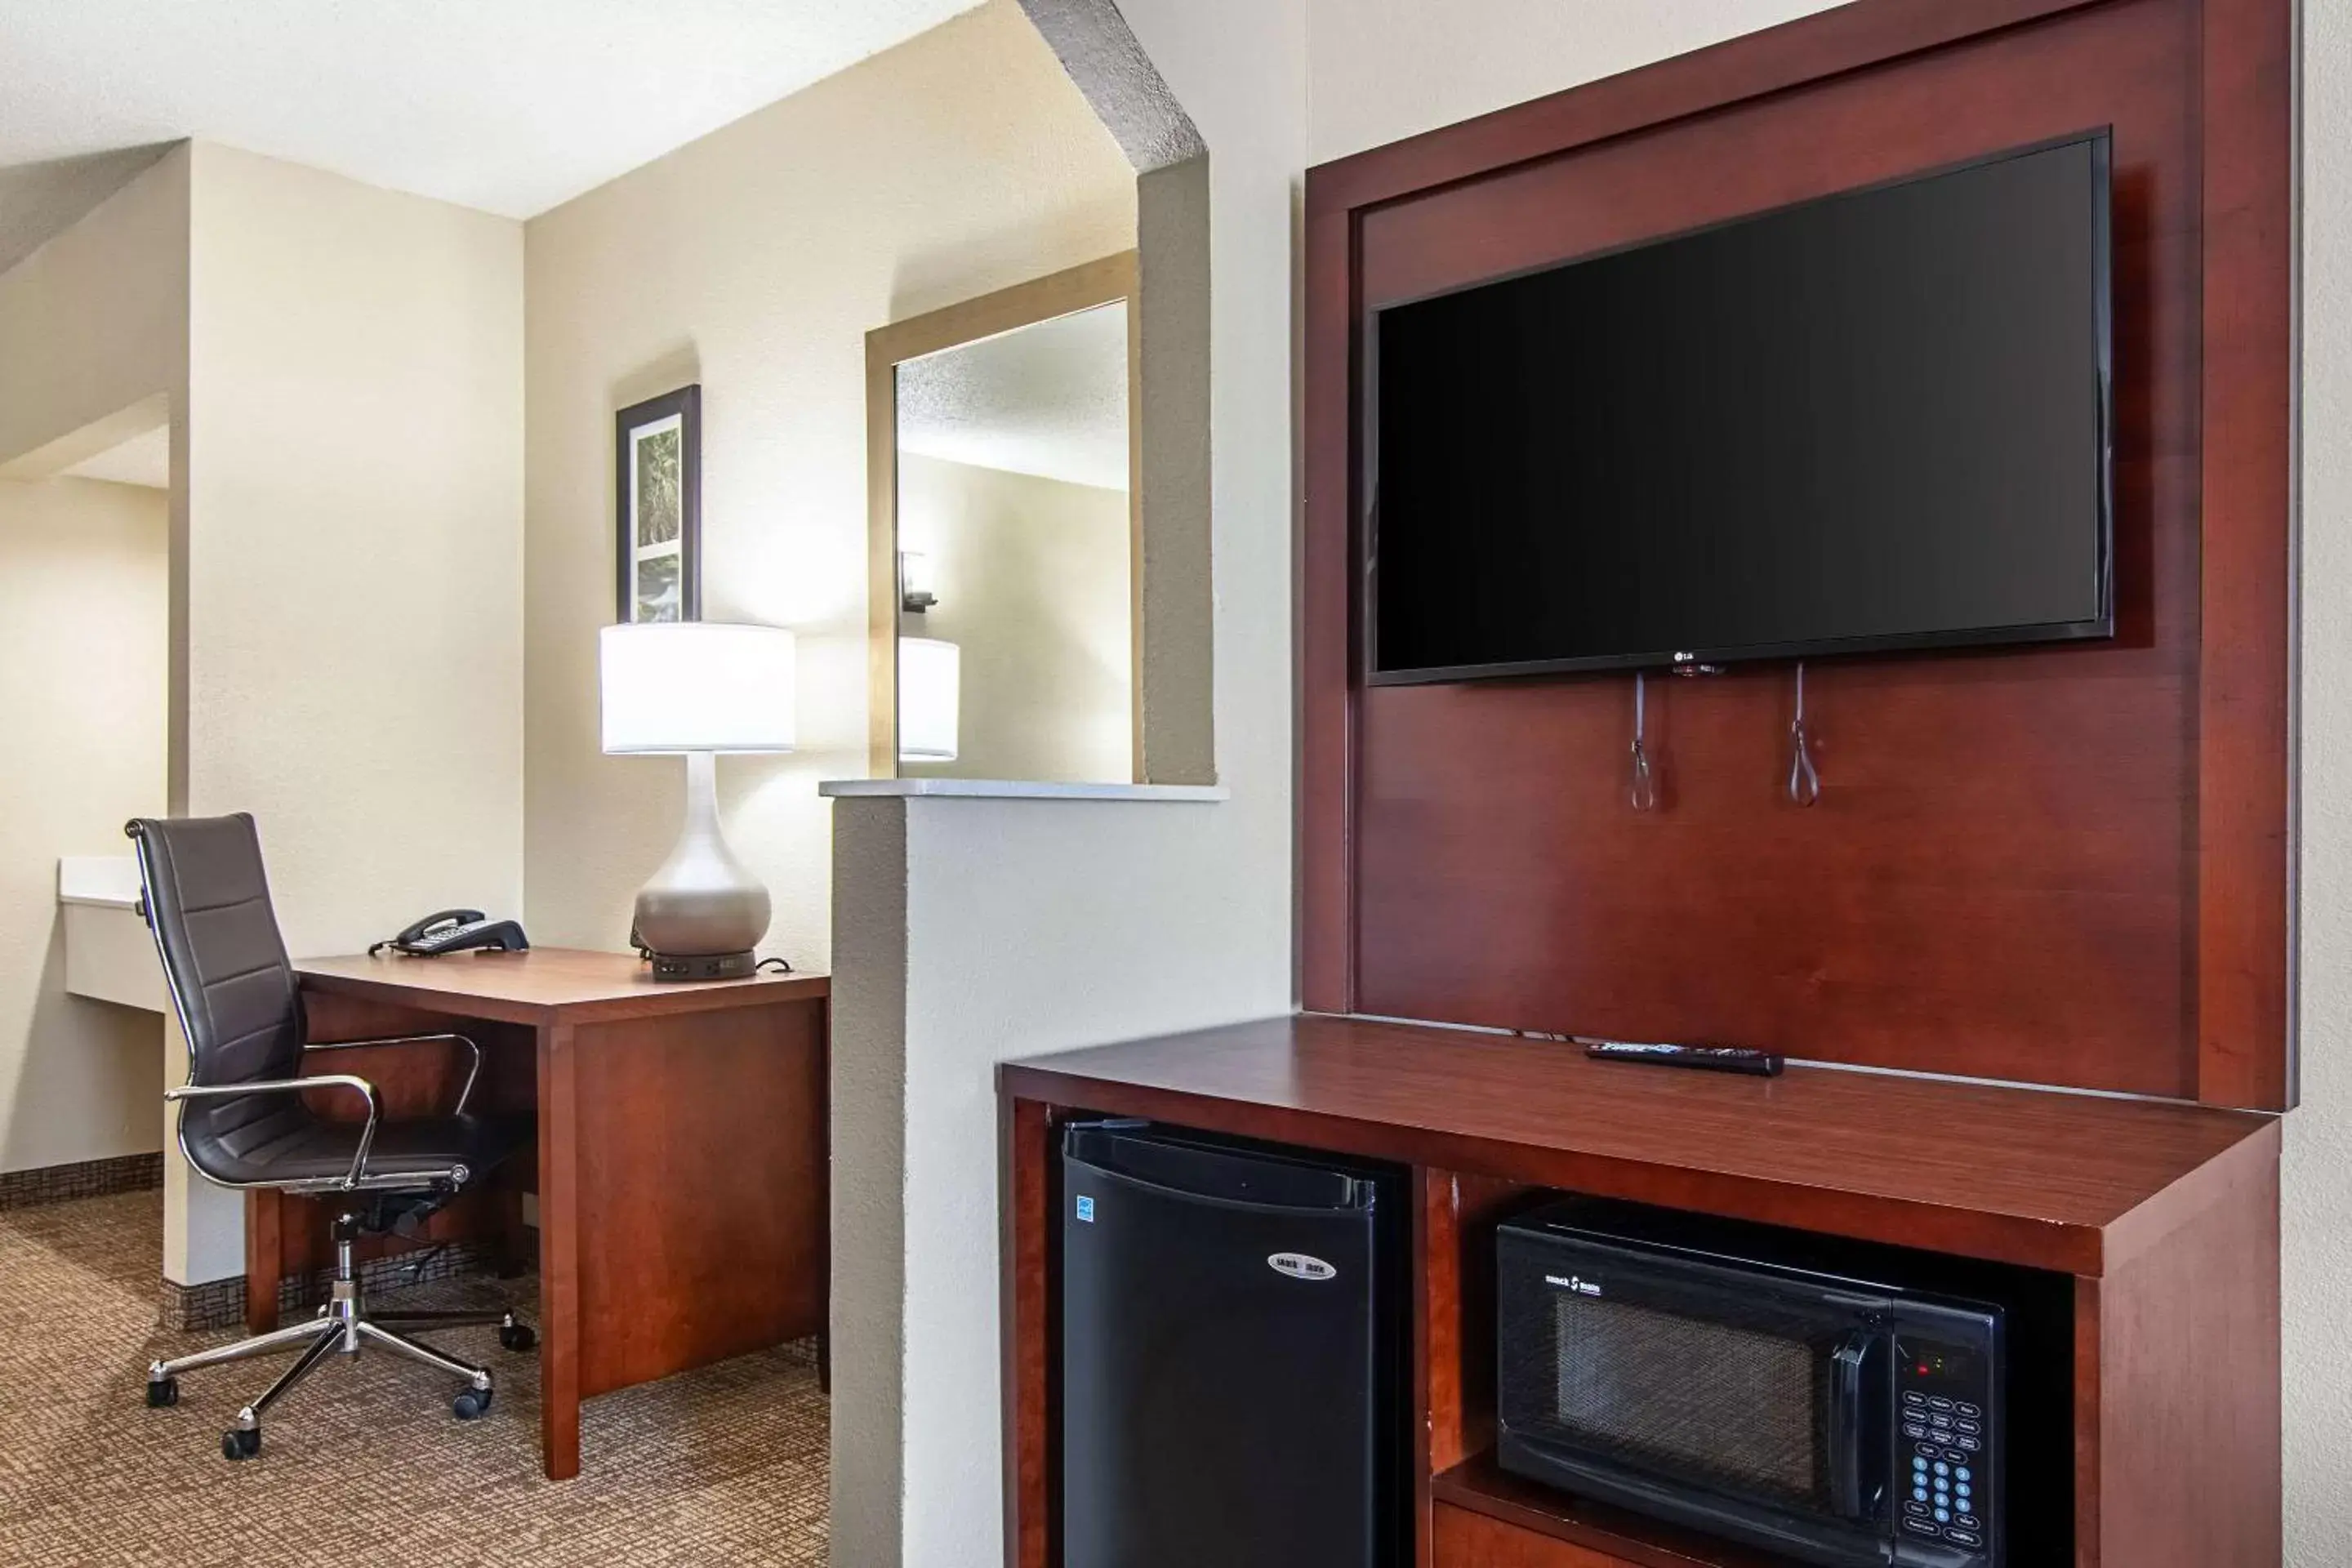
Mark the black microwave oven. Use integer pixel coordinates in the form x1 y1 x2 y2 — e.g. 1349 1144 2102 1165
1497 1198 2070 1568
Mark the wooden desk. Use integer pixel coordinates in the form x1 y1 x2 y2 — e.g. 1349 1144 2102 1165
263 948 828 1480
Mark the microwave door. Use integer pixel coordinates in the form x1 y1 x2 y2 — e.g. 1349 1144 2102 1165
1496 1231 1896 1568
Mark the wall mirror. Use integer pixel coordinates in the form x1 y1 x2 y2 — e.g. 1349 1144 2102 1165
867 253 1138 782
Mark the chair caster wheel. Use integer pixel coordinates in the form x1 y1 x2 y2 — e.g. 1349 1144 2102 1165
499 1321 537 1352
145 1376 179 1409
221 1427 261 1461
453 1386 493 1420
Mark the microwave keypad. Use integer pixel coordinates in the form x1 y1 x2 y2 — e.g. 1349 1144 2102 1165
1902 1395 1983 1453
1898 1352 1992 1558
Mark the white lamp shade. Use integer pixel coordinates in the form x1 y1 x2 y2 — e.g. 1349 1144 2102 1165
601 622 797 754
898 636 960 762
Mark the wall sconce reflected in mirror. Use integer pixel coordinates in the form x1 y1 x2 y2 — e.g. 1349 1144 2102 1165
899 636 960 762
900 550 938 613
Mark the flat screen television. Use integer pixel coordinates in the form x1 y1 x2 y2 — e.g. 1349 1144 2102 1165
1366 131 2114 684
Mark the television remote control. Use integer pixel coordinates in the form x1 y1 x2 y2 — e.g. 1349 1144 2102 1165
1578 1038 1785 1077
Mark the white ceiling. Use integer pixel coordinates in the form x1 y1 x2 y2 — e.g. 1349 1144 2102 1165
0 0 987 224
62 424 169 488
897 301 1129 491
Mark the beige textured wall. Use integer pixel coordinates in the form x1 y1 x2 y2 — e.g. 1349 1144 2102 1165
0 149 189 808
183 143 525 960
2287 4 2350 1557
0 142 523 1263
520 0 1136 966
898 453 1130 783
827 794 910 1564
1131 153 1214 783
1303 0 1838 166
830 0 1307 1560
0 149 188 474
0 479 168 1174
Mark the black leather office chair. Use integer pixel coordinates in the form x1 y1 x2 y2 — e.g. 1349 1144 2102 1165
128 813 536 1461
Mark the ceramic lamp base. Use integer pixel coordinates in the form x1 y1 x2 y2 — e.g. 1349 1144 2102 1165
630 751 772 973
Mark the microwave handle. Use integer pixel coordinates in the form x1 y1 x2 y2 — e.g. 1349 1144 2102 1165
1828 1330 1875 1521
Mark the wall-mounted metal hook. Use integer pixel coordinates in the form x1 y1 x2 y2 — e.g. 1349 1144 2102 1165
1629 670 1659 812
1787 661 1821 807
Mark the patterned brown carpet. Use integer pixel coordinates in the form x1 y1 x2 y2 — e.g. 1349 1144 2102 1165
0 1191 828 1566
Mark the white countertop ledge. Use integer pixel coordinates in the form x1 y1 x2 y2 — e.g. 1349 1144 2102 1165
58 855 143 908
819 778 1229 803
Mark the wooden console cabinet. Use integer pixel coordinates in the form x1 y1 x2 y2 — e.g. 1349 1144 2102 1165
999 1014 2280 1567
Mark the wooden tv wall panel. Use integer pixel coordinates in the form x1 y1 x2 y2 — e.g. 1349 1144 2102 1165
1300 0 2298 1110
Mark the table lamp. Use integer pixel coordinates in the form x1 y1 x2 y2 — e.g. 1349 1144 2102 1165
599 622 796 980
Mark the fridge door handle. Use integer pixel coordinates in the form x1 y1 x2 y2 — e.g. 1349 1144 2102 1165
1067 1157 1370 1219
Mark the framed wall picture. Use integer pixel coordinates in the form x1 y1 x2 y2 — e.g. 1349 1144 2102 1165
615 385 702 623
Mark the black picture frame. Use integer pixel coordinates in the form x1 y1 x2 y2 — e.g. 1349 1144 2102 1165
614 385 702 623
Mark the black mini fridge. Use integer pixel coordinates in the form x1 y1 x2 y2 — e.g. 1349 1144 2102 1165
1060 1120 1405 1568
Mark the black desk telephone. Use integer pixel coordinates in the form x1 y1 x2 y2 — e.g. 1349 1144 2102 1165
369 908 531 958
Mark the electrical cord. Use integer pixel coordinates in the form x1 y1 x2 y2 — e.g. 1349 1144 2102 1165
622 923 791 974
395 1243 449 1288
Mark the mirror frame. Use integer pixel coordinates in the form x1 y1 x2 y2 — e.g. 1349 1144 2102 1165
865 251 1141 779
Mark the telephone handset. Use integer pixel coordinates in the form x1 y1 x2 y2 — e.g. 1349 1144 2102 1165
370 908 531 958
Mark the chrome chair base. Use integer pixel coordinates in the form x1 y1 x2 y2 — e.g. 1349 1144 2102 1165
145 1223 532 1460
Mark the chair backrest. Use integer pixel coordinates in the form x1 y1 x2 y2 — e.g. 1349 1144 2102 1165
127 814 306 1182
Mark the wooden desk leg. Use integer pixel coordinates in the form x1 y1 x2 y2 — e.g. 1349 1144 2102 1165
245 1189 284 1334
537 1020 582 1481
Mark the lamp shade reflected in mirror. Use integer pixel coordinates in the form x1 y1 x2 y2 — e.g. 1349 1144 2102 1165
898 636 961 763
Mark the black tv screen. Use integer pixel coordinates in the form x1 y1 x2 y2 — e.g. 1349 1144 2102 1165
1368 133 2114 683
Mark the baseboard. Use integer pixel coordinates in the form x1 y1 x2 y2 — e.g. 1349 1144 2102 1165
157 1273 248 1333
158 1239 509 1333
0 1152 163 1212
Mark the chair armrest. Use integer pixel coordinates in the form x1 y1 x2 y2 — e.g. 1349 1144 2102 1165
303 1033 483 1116
166 1076 383 1190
